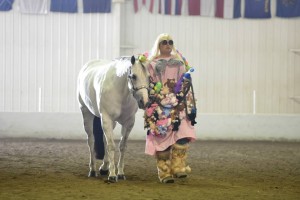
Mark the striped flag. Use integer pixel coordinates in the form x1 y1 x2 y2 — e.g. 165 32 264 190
50 0 78 13
175 0 183 15
276 0 300 18
0 0 14 11
215 0 241 19
134 0 148 13
164 0 172 14
135 0 183 15
244 0 271 19
188 0 216 16
163 0 183 15
83 0 111 13
18 0 48 14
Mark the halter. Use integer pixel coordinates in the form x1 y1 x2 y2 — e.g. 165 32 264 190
128 63 149 94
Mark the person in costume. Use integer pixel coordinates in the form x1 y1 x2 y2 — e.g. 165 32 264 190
143 33 197 183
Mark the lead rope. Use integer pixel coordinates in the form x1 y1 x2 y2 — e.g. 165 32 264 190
182 78 197 124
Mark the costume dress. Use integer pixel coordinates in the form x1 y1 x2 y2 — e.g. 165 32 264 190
145 55 196 155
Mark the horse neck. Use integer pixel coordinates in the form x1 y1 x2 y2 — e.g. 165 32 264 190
112 60 137 101
114 71 131 97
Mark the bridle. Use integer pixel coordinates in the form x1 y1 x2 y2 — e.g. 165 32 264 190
128 63 149 94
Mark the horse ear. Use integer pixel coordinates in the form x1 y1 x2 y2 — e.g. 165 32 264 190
131 56 135 65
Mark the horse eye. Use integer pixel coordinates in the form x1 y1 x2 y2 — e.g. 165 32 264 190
131 74 137 80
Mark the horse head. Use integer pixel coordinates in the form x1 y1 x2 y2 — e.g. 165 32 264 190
128 55 150 109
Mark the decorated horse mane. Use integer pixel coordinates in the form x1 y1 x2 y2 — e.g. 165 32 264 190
114 56 133 77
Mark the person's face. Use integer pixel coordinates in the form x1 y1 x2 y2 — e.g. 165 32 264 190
159 39 174 55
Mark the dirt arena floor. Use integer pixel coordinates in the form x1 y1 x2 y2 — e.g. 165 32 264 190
0 138 299 200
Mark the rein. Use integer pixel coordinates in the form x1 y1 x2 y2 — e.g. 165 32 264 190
181 78 197 121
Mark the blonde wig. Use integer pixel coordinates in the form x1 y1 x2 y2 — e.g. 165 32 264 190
149 33 184 63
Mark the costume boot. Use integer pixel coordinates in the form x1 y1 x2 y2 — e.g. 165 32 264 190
156 151 174 183
171 143 191 178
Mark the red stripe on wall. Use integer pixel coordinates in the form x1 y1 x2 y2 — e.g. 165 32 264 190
159 0 161 14
188 0 200 15
149 0 154 13
215 0 224 18
134 0 138 13
169 0 172 14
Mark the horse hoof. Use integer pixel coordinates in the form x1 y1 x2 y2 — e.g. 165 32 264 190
161 176 174 184
99 169 109 176
88 171 97 177
107 176 117 183
174 173 187 179
117 174 126 180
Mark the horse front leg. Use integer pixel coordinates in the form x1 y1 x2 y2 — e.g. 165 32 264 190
117 117 135 180
99 121 117 176
101 115 117 182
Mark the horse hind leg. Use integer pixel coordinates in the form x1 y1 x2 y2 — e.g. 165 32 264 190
93 116 105 160
93 116 110 176
80 105 98 177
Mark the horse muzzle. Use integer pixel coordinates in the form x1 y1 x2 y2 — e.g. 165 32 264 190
133 87 149 110
138 98 148 109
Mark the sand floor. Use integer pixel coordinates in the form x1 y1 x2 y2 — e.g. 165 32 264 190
0 138 299 200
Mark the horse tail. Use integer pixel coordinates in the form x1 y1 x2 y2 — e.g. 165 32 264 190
93 116 105 160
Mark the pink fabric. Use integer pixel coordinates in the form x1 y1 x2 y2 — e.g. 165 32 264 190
145 118 196 155
145 56 197 156
148 57 185 83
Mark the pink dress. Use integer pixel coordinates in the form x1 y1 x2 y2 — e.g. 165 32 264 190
145 56 197 156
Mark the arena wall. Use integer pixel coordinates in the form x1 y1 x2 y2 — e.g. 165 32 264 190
0 0 299 140
0 112 299 141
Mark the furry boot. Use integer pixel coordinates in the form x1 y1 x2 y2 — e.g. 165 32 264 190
156 151 174 183
171 143 191 178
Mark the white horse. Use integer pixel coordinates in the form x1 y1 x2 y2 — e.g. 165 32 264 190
77 56 149 183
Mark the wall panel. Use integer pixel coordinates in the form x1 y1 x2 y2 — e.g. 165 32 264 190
0 3 118 112
120 0 300 114
0 0 299 114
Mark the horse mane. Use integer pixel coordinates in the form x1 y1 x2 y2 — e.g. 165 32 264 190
114 56 132 77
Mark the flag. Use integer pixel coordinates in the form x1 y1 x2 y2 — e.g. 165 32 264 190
134 0 147 13
135 0 183 15
18 0 48 14
0 0 14 11
83 0 111 13
164 0 172 14
175 0 183 15
215 0 241 19
188 0 216 16
50 0 78 13
162 0 183 15
276 0 300 18
244 0 271 19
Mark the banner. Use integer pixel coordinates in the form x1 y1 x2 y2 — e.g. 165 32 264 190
83 0 111 13
0 0 14 11
134 0 147 13
244 0 271 19
19 0 48 14
215 0 241 19
134 0 183 15
163 0 182 15
50 0 78 13
276 0 300 18
188 0 215 16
